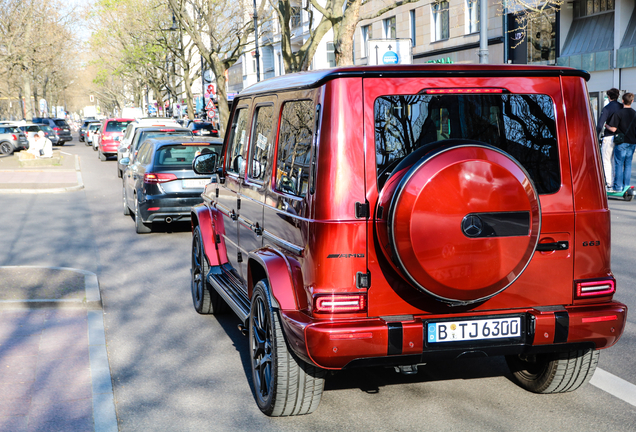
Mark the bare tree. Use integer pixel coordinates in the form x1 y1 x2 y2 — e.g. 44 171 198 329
169 0 267 135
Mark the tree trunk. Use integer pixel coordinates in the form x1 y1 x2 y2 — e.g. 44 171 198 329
22 75 34 120
334 0 361 66
210 55 229 137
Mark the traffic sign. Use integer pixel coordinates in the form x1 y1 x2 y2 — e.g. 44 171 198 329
206 84 215 95
205 99 215 110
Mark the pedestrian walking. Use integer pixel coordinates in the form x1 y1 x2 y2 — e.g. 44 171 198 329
606 92 636 192
597 88 623 189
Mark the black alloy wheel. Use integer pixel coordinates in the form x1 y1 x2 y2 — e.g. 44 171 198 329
134 195 151 234
122 185 130 216
0 142 13 155
191 226 227 314
249 280 325 416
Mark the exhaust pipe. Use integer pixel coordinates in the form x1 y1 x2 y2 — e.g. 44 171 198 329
165 217 173 223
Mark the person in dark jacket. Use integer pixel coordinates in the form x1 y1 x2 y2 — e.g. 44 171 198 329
606 92 636 192
597 88 623 189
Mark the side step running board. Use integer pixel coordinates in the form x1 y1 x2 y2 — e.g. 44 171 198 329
207 266 250 323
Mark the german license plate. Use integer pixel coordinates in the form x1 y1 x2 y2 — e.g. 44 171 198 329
427 316 522 344
182 179 208 189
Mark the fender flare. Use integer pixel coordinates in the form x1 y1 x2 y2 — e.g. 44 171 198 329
247 248 306 312
191 203 225 267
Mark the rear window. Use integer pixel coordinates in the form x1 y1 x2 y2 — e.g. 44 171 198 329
192 122 214 130
105 121 132 132
154 144 220 167
374 93 560 194
54 120 69 128
89 124 101 131
2 127 20 133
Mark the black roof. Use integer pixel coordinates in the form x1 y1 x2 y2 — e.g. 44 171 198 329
238 64 590 98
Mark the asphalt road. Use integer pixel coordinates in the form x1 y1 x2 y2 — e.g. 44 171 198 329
2 135 635 431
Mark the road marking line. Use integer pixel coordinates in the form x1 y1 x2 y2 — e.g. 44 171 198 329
591 367 636 407
61 151 72 155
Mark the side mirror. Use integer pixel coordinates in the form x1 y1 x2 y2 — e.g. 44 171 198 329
120 157 130 166
192 152 218 175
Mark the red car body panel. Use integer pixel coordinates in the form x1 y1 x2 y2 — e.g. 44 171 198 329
99 118 133 155
192 65 626 372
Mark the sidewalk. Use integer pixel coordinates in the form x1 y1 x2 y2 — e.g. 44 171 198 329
0 272 116 431
0 151 84 193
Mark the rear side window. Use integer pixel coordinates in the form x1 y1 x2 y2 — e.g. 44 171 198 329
275 100 314 197
155 144 219 167
374 94 560 194
54 120 68 128
226 108 250 175
105 121 132 132
249 105 274 182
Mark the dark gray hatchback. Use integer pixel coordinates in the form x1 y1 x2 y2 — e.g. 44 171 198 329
121 137 223 234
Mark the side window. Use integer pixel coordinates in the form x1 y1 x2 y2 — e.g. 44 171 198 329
276 100 314 197
136 143 151 164
226 108 250 175
248 105 274 183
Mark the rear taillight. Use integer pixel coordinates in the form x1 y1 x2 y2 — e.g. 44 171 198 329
11 134 17 140
53 127 61 131
144 173 177 184
575 279 616 298
314 294 367 313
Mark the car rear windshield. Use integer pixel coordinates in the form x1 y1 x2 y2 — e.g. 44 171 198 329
374 93 560 194
105 121 132 132
89 124 101 131
54 120 69 128
154 144 220 168
192 122 214 130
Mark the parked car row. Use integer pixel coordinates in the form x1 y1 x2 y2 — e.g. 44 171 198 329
95 116 223 234
0 117 73 155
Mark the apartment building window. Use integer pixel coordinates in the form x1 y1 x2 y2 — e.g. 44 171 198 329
291 6 302 27
410 10 416 45
361 25 370 57
327 42 336 67
466 0 480 34
575 0 614 17
384 16 396 39
432 1 450 41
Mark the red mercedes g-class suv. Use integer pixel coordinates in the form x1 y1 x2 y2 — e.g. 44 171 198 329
190 65 627 416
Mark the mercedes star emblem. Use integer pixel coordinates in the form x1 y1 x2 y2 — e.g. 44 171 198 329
462 214 483 237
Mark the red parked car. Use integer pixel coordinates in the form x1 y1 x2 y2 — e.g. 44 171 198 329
98 118 134 161
190 65 627 416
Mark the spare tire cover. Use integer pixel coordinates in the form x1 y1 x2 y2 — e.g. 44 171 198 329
377 143 541 304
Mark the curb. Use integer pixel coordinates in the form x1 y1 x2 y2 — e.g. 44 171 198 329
0 265 118 432
0 154 85 194
0 265 101 309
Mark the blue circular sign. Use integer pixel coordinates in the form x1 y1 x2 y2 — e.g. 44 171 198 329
383 51 399 64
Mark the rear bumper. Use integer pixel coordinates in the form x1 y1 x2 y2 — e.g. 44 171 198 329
280 302 627 370
139 196 203 222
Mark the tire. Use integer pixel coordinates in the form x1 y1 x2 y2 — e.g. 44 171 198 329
0 142 13 155
249 280 325 416
134 195 151 234
122 185 130 216
624 193 633 202
99 150 106 161
506 349 599 394
191 226 227 314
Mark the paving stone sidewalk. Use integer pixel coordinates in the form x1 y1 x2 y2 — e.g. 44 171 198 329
0 152 83 192
0 267 116 432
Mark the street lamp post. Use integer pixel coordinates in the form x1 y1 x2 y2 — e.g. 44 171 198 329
478 0 489 64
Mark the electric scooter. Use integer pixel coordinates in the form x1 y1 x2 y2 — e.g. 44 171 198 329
607 185 636 201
